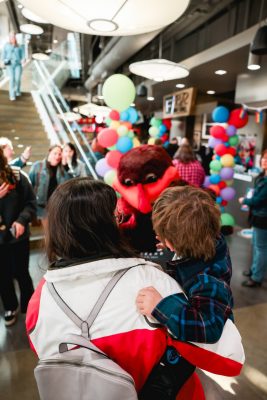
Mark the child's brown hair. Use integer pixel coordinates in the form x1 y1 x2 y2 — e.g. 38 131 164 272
152 186 221 261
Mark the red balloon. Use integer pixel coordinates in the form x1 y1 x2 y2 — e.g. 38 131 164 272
208 184 221 196
215 144 227 156
109 110 120 121
162 118 172 130
228 108 248 128
106 150 122 169
218 181 227 189
227 147 237 156
210 125 226 139
221 200 228 206
98 128 118 148
221 134 230 142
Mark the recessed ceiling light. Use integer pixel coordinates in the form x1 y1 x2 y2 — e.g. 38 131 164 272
207 90 215 95
17 144 24 148
14 137 20 140
147 96 155 101
53 39 58 44
215 69 227 75
176 83 185 88
17 4 23 9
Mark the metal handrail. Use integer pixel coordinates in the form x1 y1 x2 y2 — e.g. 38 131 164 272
38 61 97 164
33 60 98 179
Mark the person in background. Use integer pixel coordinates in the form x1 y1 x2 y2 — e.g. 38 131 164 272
239 148 267 287
165 137 179 158
29 144 69 218
2 32 25 101
0 147 36 327
0 137 31 168
61 142 88 178
173 144 205 187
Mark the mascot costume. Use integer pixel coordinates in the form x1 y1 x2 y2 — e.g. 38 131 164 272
113 144 245 399
113 144 181 258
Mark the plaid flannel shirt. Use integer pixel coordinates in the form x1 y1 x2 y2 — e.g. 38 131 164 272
152 235 234 343
173 160 205 187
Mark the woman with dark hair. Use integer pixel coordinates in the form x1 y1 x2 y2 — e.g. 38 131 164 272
239 149 267 287
62 142 88 178
0 147 36 326
26 178 245 399
173 144 205 187
29 144 70 218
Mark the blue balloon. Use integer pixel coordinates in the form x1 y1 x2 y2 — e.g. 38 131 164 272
116 136 133 153
127 107 138 124
120 110 129 121
212 106 229 123
163 141 169 148
159 124 167 135
216 196 222 204
209 174 221 184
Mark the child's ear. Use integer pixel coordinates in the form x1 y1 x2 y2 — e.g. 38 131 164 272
165 240 174 252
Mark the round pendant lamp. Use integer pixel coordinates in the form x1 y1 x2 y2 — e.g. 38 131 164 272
20 24 44 35
21 8 49 24
18 0 190 36
129 59 189 81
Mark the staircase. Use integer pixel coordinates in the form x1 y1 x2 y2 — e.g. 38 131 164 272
0 90 50 169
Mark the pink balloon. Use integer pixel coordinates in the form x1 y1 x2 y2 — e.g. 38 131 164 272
109 110 120 121
98 128 118 148
106 150 122 169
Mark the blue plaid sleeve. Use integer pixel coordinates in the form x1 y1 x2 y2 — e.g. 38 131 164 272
152 274 233 343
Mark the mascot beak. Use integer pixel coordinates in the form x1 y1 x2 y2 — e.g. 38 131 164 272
113 166 179 214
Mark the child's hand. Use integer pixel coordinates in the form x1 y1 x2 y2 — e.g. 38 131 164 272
136 287 163 317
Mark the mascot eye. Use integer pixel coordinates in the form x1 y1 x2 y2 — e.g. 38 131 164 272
144 173 158 184
124 178 135 186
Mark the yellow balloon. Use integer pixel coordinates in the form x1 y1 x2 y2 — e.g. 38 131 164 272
221 154 235 167
110 120 120 130
148 137 156 145
133 138 140 147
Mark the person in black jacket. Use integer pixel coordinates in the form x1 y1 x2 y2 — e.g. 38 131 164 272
0 147 37 326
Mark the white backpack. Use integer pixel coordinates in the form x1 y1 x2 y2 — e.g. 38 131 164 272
34 268 139 400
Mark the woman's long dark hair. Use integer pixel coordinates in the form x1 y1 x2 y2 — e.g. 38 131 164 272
46 144 64 177
64 142 78 167
0 147 15 185
45 178 136 262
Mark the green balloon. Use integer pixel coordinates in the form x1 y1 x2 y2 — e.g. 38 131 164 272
229 135 239 146
128 130 134 138
150 117 162 128
221 213 235 226
104 170 117 186
209 160 222 171
103 74 136 112
210 169 220 175
105 117 112 127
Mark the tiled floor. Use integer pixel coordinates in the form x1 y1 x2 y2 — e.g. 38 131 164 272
0 230 266 400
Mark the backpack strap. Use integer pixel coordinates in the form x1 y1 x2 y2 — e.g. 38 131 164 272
47 264 145 339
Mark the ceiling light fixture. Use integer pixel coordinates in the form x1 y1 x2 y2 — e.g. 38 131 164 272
176 83 185 88
215 69 227 75
17 4 23 9
18 0 190 35
207 90 215 95
129 59 189 81
87 19 118 33
147 96 155 101
20 24 44 35
32 52 50 61
247 50 261 70
22 7 49 23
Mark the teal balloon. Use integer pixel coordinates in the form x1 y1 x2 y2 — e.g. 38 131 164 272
221 213 235 226
116 136 133 153
209 159 222 171
127 107 138 124
103 74 136 112
150 117 162 128
229 135 239 146
105 117 112 127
